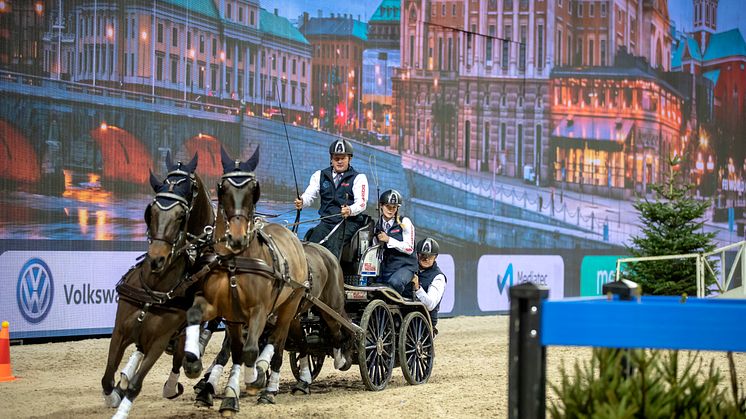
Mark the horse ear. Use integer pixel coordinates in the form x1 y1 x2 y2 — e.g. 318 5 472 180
184 152 198 173
241 145 260 172
165 150 174 171
221 146 234 173
149 170 161 192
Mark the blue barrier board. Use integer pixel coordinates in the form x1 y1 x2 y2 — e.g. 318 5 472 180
540 296 746 352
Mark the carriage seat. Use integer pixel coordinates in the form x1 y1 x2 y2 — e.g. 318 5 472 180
339 214 374 266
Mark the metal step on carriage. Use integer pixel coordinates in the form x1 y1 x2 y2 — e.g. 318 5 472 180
286 217 436 391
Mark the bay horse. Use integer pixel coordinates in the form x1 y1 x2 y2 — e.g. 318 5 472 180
183 146 312 415
101 153 214 419
192 241 354 406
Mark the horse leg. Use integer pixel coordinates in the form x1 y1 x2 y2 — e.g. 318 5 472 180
290 354 313 395
119 347 144 390
257 351 283 404
184 296 209 378
218 322 245 417
319 310 353 371
112 338 170 419
242 314 268 396
162 332 185 400
195 330 231 407
102 328 129 408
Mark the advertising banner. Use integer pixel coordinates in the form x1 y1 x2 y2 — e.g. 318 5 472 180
435 254 455 314
0 251 142 338
476 255 565 311
579 255 625 296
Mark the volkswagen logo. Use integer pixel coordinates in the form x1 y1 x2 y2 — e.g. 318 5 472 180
17 258 54 324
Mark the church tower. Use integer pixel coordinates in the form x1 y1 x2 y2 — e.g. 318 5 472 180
693 0 719 51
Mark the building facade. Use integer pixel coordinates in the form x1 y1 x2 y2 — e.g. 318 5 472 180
300 13 367 133
33 0 312 120
394 0 674 186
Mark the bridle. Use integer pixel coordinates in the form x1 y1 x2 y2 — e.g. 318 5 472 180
146 170 197 258
218 170 260 245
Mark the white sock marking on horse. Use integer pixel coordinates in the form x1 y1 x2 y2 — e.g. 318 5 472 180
198 329 212 356
244 364 257 385
112 397 132 419
224 364 242 399
333 348 347 370
185 324 200 358
299 355 312 384
267 371 281 392
207 364 224 389
256 344 274 372
162 371 180 398
119 351 143 389
102 390 122 408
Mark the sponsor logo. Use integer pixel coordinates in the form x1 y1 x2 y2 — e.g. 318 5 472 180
478 255 564 311
63 284 119 305
580 256 624 296
17 258 54 324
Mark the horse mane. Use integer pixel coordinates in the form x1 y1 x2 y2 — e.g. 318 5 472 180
187 173 215 237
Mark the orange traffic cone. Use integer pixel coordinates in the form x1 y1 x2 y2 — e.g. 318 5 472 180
0 321 17 382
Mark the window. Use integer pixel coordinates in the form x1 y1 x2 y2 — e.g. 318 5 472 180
302 62 306 77
227 4 232 19
500 123 506 150
171 58 178 82
448 37 453 71
442 4 446 15
453 4 457 16
239 7 243 23
172 27 178 47
199 65 205 88
199 35 204 53
557 29 562 65
292 59 296 75
519 25 527 71
578 3 583 17
410 35 415 67
487 25 495 62
157 23 163 43
537 25 544 69
272 54 276 70
187 32 192 50
600 39 606 66
282 56 287 72
502 25 511 70
251 10 255 26
601 2 606 17
301 86 306 105
186 63 192 86
590 3 594 17
212 39 217 58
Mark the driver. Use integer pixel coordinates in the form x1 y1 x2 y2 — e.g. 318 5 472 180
294 138 369 259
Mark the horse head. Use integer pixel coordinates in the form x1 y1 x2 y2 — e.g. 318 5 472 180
218 145 260 252
145 152 199 272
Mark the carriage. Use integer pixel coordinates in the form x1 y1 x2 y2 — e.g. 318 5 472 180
286 216 436 391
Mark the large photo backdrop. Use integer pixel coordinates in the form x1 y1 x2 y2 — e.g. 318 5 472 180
1 0 745 338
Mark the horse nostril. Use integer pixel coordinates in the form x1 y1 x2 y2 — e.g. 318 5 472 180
151 256 165 271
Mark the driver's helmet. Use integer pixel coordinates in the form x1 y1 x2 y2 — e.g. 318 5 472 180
379 189 403 206
329 139 353 157
415 238 440 256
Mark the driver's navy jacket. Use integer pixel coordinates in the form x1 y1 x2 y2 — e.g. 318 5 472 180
318 166 362 224
378 217 418 277
418 262 445 326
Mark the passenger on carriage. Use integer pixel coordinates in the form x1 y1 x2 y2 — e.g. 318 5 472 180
374 189 418 297
412 238 447 330
294 138 369 259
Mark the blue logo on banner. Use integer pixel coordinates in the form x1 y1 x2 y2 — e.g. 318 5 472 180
497 263 514 294
17 258 54 324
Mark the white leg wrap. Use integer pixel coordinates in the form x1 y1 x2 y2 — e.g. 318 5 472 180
120 351 143 389
333 348 346 370
244 364 257 385
256 344 274 371
224 364 242 399
207 364 224 389
111 397 132 419
103 390 122 408
162 371 180 398
198 329 213 356
299 356 312 384
185 324 201 358
266 371 281 392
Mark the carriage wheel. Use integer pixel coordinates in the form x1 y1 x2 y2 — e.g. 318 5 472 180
357 299 395 391
398 311 435 385
289 352 325 382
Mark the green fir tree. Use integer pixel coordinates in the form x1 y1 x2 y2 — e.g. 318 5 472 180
625 156 716 296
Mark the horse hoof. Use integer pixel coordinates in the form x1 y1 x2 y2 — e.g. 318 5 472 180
164 382 184 400
183 359 203 379
290 380 311 395
119 372 130 390
340 351 353 371
194 384 214 407
193 376 209 394
219 396 239 416
257 391 276 404
102 388 122 408
244 385 261 397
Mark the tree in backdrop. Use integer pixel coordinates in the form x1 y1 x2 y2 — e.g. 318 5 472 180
625 156 717 295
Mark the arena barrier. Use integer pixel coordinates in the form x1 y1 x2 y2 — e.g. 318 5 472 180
507 281 746 419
